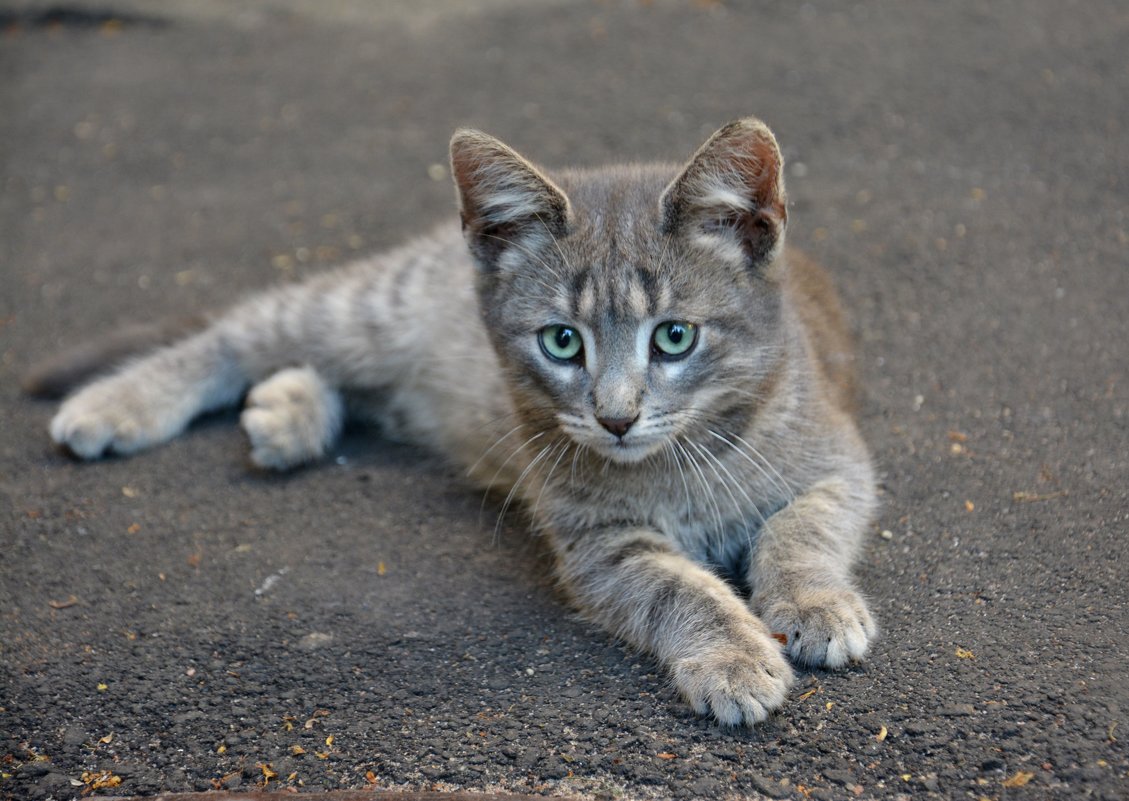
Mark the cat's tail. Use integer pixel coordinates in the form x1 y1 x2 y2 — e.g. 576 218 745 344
21 315 207 399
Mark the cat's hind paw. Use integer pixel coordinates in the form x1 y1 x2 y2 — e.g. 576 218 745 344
241 366 343 470
672 634 795 726
759 587 876 669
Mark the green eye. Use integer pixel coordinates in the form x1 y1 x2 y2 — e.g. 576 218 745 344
539 325 583 362
652 321 698 358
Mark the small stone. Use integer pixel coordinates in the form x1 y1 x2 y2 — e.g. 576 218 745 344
40 772 73 794
297 632 334 650
63 724 88 746
823 769 856 786
484 675 511 691
748 773 790 799
537 760 572 780
690 777 722 796
19 761 51 778
632 767 666 784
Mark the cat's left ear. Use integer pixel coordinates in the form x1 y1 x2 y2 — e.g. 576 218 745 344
660 117 788 272
450 129 572 273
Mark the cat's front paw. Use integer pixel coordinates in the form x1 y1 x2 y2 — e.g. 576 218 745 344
758 587 876 669
240 367 343 470
671 633 795 726
50 379 173 459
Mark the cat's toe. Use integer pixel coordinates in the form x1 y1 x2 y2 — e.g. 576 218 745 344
672 637 794 726
241 405 316 470
50 406 113 459
759 588 876 669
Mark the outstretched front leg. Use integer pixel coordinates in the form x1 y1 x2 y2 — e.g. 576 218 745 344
552 527 794 726
48 264 390 466
748 475 878 668
50 329 246 459
51 337 345 470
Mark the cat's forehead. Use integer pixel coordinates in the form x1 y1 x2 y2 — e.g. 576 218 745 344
554 164 675 239
559 262 665 324
541 165 747 323
544 165 676 319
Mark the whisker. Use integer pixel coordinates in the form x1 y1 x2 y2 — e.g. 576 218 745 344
721 430 796 500
690 440 762 525
466 421 527 479
655 231 675 282
687 439 748 547
569 443 586 491
689 440 763 561
532 440 572 523
675 437 724 535
534 212 574 280
670 405 796 505
666 440 694 519
494 438 560 543
480 233 566 294
479 430 546 522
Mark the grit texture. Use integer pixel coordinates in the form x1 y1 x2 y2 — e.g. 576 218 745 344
1 1 1126 799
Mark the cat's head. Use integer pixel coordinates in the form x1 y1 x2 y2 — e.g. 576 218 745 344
450 119 789 466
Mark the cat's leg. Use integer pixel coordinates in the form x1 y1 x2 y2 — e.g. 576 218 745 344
747 476 878 669
553 527 794 726
50 329 245 459
51 267 371 461
240 366 344 470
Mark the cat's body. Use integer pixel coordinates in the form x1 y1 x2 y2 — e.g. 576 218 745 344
43 119 877 725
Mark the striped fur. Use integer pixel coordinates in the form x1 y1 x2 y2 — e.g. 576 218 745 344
46 118 877 725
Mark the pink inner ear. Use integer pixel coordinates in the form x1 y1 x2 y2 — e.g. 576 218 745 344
663 119 788 237
663 119 788 266
710 125 786 225
450 131 569 232
448 130 572 272
449 133 518 226
744 137 786 221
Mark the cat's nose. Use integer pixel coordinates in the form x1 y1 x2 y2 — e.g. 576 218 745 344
597 414 638 438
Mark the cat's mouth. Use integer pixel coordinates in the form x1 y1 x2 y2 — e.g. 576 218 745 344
558 417 666 465
594 436 662 465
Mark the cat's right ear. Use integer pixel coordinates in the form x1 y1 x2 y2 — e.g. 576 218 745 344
450 129 571 273
660 118 788 274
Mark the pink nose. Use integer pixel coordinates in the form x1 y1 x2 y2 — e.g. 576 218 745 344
597 415 638 438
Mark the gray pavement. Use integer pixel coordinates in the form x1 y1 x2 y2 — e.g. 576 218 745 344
1 1 1127 799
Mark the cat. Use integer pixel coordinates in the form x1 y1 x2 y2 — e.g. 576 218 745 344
40 118 877 726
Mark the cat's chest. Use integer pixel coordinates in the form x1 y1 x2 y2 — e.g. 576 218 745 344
539 458 788 555
656 493 777 569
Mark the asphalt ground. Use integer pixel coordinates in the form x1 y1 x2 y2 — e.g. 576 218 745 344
1 1 1127 799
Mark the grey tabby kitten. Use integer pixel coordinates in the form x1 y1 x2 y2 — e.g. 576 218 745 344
45 118 877 725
